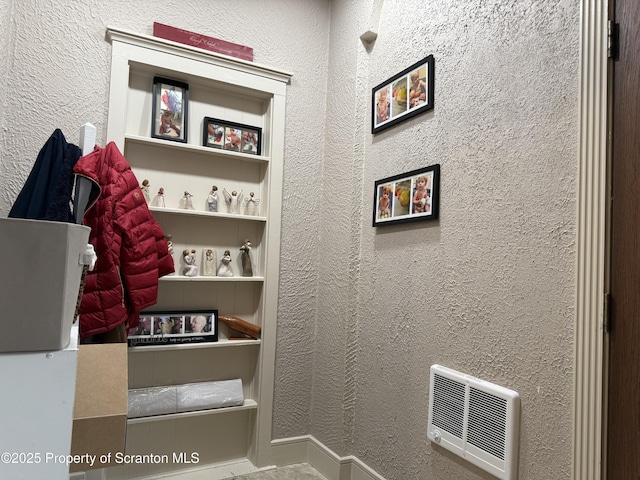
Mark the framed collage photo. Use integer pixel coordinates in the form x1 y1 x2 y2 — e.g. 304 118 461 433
203 117 262 155
152 76 189 143
372 55 435 134
373 164 440 227
127 310 218 347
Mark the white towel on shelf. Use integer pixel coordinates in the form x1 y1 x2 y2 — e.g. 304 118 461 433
128 386 177 418
128 379 244 418
176 378 244 412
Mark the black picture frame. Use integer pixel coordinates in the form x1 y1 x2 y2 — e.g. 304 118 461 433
371 55 435 134
152 76 189 143
373 164 440 227
127 310 218 347
203 117 262 155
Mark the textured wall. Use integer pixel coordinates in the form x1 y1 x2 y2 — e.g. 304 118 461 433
314 0 579 479
0 0 328 448
1 1 580 479
0 0 330 216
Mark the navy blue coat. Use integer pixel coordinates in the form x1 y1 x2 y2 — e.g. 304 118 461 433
9 129 82 222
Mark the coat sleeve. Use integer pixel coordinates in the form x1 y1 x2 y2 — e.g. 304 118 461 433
113 168 173 326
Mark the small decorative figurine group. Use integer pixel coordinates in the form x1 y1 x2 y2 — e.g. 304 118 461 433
219 239 253 277
142 180 257 278
222 189 260 216
166 238 254 278
140 180 259 216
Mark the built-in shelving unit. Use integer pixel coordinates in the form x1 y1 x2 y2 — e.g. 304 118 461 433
104 26 290 479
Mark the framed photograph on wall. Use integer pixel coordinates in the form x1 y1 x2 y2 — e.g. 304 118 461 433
371 55 435 134
203 117 262 155
151 76 189 143
373 164 440 227
127 310 218 347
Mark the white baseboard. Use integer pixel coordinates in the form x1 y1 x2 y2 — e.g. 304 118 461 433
270 435 385 480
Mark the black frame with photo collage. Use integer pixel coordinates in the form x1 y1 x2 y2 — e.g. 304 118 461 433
127 310 218 347
371 55 435 134
373 164 440 227
203 117 262 155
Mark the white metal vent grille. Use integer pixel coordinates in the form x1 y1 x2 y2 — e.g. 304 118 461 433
427 365 520 480
431 373 465 439
468 387 507 460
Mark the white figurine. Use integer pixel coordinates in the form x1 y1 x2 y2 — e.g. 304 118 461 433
223 188 243 214
165 234 174 254
202 248 217 276
207 185 219 212
217 249 234 277
245 192 260 216
239 239 253 277
140 179 151 203
152 187 166 207
165 234 175 275
183 249 198 277
182 191 194 210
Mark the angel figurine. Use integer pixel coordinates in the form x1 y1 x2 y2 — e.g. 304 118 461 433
217 249 234 277
152 187 166 207
239 239 253 277
245 192 260 216
182 249 198 277
223 188 243 214
182 191 194 210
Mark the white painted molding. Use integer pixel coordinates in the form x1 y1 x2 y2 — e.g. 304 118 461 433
573 1 608 480
105 26 293 85
270 436 386 480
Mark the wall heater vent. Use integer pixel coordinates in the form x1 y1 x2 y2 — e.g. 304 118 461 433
427 365 520 480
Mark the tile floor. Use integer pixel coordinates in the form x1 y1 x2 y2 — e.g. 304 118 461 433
230 463 327 479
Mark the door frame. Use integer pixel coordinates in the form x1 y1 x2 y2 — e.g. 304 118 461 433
574 0 611 479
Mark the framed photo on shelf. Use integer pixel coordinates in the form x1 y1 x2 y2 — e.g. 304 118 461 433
371 55 435 134
127 310 218 347
203 117 262 155
152 76 189 143
373 164 440 227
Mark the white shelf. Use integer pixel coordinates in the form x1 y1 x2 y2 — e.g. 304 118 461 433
125 134 270 164
149 205 267 222
128 339 260 353
127 399 258 425
161 275 265 282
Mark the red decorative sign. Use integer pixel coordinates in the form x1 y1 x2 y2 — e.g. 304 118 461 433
153 22 253 62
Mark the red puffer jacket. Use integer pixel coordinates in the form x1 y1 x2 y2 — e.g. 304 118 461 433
74 142 174 338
